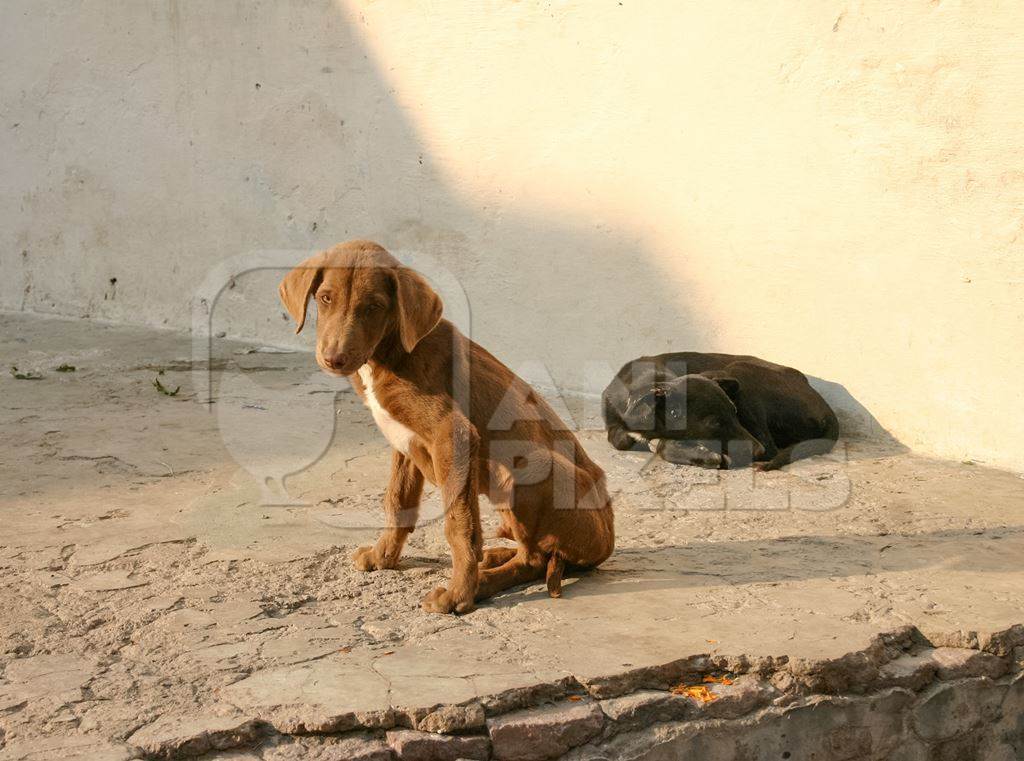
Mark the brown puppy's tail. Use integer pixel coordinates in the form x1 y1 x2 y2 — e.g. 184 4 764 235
546 553 565 598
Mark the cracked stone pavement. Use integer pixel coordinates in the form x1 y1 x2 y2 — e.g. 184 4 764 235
1 312 1023 759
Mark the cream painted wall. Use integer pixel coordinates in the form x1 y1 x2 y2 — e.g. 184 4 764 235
2 1 1022 470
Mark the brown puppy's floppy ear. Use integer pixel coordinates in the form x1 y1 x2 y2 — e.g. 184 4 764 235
278 255 323 334
393 267 442 352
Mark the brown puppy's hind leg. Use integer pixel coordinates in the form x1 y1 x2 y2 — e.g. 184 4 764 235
475 554 546 602
546 554 565 598
480 546 517 570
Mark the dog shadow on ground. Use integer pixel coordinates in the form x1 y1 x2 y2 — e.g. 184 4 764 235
486 525 1024 607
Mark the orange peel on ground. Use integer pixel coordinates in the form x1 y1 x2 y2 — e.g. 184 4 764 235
702 675 734 685
670 684 718 703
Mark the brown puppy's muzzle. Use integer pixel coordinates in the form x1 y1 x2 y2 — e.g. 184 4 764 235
318 318 375 375
317 340 367 375
320 352 364 376
322 351 354 374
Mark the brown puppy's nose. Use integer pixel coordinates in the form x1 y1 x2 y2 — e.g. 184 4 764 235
324 352 350 371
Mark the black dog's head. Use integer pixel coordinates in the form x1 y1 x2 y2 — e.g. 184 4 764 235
622 374 765 468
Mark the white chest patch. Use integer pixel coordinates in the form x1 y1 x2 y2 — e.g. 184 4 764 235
357 364 417 455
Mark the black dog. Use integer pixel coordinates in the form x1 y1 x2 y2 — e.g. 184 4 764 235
602 352 839 470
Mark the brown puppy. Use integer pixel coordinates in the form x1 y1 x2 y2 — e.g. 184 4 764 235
279 240 614 613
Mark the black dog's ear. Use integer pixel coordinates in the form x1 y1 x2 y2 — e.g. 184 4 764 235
714 377 740 399
699 370 740 400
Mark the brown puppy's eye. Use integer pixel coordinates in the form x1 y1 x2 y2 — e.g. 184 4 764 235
365 302 381 312
319 294 331 305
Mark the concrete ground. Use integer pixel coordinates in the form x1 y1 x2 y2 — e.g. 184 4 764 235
1 313 1023 760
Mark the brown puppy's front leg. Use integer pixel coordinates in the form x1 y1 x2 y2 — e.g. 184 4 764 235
353 450 424 571
422 416 482 614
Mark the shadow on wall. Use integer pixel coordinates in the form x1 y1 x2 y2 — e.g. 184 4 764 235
123 1 901 452
187 3 689 414
808 376 907 454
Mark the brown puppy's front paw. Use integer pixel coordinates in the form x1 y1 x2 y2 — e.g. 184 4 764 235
421 585 475 615
352 546 380 571
352 545 398 571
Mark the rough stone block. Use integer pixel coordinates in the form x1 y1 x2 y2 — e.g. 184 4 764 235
385 729 489 761
488 700 604 761
930 647 1009 680
912 678 1007 742
478 678 575 717
417 702 486 734
827 725 873 760
979 624 1024 657
0 737 138 761
696 676 776 720
989 673 1024 754
882 738 931 761
267 707 395 735
929 728 1010 761
598 677 773 735
573 689 916 761
261 734 394 761
599 690 691 734
878 652 938 691
127 711 262 759
328 735 395 761
577 655 712 699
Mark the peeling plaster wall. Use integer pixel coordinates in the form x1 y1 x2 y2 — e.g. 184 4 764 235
1 2 1022 470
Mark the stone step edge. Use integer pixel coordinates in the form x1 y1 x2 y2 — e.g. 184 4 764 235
123 621 1024 760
